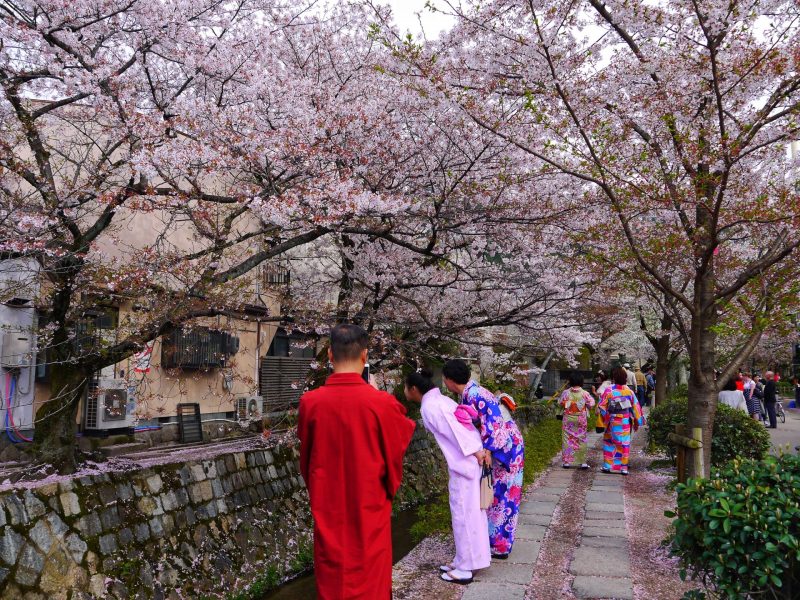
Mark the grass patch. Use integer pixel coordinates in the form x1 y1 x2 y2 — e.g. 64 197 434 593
410 418 563 542
522 418 563 488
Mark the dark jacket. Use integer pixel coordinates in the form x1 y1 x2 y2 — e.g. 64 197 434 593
763 380 777 404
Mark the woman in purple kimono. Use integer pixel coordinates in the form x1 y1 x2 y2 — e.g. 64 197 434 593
442 359 525 559
405 369 490 584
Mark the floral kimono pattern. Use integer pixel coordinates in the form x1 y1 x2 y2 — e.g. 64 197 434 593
461 381 525 556
598 385 643 472
559 387 595 465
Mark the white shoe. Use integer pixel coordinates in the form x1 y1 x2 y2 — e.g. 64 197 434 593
440 569 473 584
439 563 455 573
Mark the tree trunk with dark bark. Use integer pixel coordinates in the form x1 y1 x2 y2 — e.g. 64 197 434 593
654 335 670 407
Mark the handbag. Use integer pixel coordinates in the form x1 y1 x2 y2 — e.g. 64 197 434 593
479 464 494 510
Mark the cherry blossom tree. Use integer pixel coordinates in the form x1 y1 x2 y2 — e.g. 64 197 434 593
385 0 800 476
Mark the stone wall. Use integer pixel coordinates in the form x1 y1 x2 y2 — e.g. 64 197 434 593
0 423 446 599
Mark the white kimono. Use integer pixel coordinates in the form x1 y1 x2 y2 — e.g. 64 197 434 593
420 388 491 571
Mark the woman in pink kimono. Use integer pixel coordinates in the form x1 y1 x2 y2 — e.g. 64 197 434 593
405 369 490 585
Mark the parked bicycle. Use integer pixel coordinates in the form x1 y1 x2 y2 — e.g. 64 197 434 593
776 398 786 424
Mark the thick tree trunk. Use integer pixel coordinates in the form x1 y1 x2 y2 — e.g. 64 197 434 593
654 336 670 407
32 362 89 473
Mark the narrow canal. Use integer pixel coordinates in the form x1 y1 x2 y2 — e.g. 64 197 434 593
263 508 420 599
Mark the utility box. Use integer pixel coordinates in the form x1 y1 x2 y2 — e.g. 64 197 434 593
1 329 32 369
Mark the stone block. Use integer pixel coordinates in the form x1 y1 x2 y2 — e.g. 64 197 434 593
571 546 630 577
100 507 121 531
190 464 206 482
146 474 163 494
97 485 117 506
462 582 526 600
39 546 77 595
264 451 274 465
29 519 54 553
149 516 164 538
216 499 228 515
117 527 134 547
519 501 557 516
134 522 150 543
162 514 174 535
160 491 178 512
211 478 224 499
65 533 88 563
76 513 102 538
60 492 80 517
0 527 24 564
98 533 118 555
583 526 627 539
58 481 74 493
572 575 633 599
136 496 163 517
204 501 218 519
585 502 625 514
515 524 547 542
116 482 134 502
174 488 189 508
5 495 27 525
586 491 624 504
199 480 214 503
475 561 532 585
46 513 68 538
177 467 193 486
188 483 205 505
215 458 227 477
507 539 540 564
37 483 59 497
16 543 44 585
23 492 46 519
579 535 628 550
202 460 217 479
183 507 196 527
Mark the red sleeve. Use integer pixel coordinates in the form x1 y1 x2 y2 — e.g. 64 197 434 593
298 393 312 484
376 396 416 499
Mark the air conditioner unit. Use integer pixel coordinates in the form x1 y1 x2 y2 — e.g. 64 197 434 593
236 395 264 421
84 378 135 432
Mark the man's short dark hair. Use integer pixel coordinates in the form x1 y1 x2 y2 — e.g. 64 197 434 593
442 359 471 385
330 323 369 362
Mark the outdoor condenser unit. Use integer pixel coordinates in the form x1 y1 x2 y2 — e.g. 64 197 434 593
236 395 264 421
84 378 135 432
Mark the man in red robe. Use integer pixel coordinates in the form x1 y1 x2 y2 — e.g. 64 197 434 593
298 324 416 600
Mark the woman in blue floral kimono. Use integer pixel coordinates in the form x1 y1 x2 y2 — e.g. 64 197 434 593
443 360 525 559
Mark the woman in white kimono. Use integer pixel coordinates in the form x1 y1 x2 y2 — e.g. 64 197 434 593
404 369 491 584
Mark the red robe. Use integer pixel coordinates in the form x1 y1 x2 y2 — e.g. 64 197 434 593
298 372 416 600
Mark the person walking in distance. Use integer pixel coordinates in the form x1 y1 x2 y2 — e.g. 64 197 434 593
442 359 525 559
298 324 416 600
763 371 779 429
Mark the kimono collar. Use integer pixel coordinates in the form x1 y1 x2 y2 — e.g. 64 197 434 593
325 372 367 386
421 388 441 404
461 380 479 401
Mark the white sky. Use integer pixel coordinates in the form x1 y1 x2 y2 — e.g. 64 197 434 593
382 0 455 39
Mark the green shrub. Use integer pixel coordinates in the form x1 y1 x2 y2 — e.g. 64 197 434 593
666 454 800 599
647 397 770 466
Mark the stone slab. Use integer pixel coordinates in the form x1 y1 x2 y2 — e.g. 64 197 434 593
533 486 569 496
586 491 624 503
506 539 541 564
579 536 629 549
590 483 624 491
528 492 562 502
581 519 627 530
515 524 547 541
573 575 633 600
476 561 533 585
517 513 552 526
519 501 557 516
586 502 625 513
585 510 625 521
570 546 630 577
583 526 627 538
463 582 527 600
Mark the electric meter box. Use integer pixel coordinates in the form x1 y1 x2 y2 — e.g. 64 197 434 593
1 329 32 369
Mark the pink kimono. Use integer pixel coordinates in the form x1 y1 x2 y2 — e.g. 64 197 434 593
420 388 491 571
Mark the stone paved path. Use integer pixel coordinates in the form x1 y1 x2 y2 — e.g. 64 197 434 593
462 432 635 600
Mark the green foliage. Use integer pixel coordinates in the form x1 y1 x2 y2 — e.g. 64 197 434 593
666 454 800 599
227 565 281 600
522 418 563 488
409 417 562 541
647 396 770 466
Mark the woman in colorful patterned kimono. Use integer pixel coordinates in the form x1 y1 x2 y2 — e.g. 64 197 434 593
442 359 525 559
597 367 644 476
559 372 595 469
